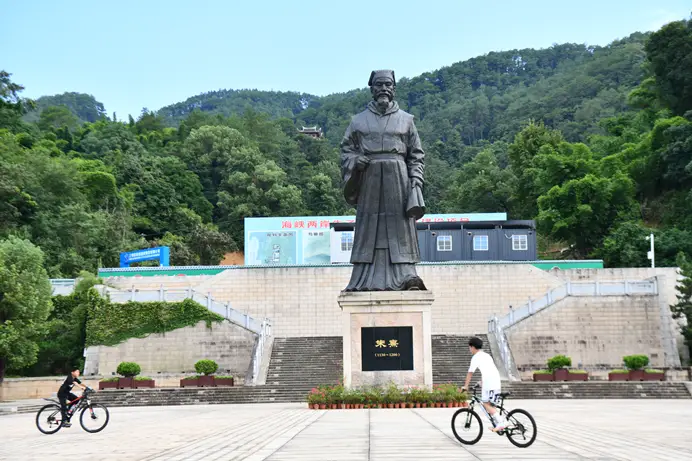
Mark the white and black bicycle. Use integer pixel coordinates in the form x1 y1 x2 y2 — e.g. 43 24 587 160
451 384 537 448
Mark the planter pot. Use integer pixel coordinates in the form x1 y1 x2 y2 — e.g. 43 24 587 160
330 404 337 409
319 404 326 409
358 404 364 409
198 376 216 387
461 401 469 408
608 372 629 381
215 377 234 387
180 378 198 388
554 369 569 381
340 404 346 409
312 404 320 410
566 372 589 381
134 379 155 389
644 371 665 381
421 403 427 408
629 370 645 381
98 381 118 390
533 373 554 382
117 377 134 389
415 403 421 408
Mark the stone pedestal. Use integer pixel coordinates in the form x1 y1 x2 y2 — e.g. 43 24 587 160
337 291 434 388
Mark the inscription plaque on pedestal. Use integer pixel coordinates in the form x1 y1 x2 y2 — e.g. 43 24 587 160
361 326 413 371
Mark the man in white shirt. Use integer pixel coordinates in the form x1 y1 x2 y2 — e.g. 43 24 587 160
463 336 508 431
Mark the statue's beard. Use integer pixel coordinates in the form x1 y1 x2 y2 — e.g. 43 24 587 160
375 93 392 110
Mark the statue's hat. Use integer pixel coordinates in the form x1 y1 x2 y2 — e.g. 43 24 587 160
368 70 396 87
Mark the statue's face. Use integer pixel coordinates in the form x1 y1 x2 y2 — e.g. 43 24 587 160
370 77 395 103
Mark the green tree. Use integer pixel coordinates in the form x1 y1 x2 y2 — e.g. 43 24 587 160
0 237 52 381
537 173 638 257
37 105 80 133
0 70 34 131
508 121 564 218
671 260 692 359
645 18 692 115
442 149 514 212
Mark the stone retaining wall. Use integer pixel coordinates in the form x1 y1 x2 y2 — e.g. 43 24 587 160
87 320 255 379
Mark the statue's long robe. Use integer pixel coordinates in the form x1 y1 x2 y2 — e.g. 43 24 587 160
340 101 426 291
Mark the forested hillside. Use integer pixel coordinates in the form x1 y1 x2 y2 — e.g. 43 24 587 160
1 20 692 281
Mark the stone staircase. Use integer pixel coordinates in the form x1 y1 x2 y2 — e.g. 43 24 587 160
20 334 689 412
432 334 489 386
266 336 343 387
85 381 690 409
502 382 691 399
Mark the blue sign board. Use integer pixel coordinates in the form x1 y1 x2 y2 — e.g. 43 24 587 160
119 246 170 268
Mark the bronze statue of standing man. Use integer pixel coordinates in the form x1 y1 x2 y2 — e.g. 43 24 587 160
341 70 427 291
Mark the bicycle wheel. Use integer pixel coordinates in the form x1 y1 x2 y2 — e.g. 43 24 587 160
80 403 110 433
451 409 483 445
36 404 63 435
505 408 537 448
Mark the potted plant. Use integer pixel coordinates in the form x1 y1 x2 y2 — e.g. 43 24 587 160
566 370 589 381
180 375 199 387
455 387 468 407
623 355 649 381
195 359 219 387
116 362 141 389
307 388 324 409
215 375 234 386
644 369 665 381
532 370 554 382
98 377 119 390
385 383 401 409
548 355 572 381
134 376 155 388
608 369 630 381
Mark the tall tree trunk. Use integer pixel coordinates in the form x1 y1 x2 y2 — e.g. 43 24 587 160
0 356 5 384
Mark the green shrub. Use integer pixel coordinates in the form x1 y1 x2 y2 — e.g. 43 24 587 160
215 375 234 379
609 369 629 374
134 376 153 381
623 355 649 370
116 362 141 377
86 297 224 347
533 369 552 375
645 369 664 373
194 359 218 376
99 377 119 382
547 354 572 371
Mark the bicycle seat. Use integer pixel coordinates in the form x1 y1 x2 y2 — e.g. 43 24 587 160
498 392 511 398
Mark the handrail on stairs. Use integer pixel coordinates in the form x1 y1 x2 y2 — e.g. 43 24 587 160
488 278 658 381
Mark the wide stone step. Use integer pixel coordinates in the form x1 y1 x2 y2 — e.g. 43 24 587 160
85 382 691 409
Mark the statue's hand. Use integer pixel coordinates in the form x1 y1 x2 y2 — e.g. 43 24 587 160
356 156 370 171
410 177 423 189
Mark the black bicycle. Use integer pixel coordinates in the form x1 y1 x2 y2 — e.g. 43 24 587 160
451 384 537 448
35 388 109 434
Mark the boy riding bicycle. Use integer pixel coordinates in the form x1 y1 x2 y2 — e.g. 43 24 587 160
57 366 87 428
462 337 508 432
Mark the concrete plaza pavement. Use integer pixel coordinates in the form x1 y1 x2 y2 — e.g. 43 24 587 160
1 400 690 460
